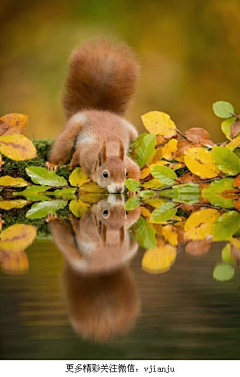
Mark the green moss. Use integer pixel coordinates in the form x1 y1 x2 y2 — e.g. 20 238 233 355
1 204 71 239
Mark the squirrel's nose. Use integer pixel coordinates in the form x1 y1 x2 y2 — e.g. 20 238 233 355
116 186 124 193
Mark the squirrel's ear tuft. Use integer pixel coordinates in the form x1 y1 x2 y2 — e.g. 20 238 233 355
102 141 107 163
119 141 125 161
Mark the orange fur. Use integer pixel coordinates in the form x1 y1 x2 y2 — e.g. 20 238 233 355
63 38 139 118
49 197 141 342
49 39 141 192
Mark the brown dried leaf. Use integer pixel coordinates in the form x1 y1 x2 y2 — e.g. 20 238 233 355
222 190 239 199
0 113 29 136
156 135 165 145
178 172 194 183
185 127 210 144
185 239 211 256
201 139 215 148
230 119 240 139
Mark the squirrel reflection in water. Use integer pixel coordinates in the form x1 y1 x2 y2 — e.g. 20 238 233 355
49 195 141 343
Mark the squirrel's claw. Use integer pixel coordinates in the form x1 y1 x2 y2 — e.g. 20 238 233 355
46 214 58 223
46 161 58 171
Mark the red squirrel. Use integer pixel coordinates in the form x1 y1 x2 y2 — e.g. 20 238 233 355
48 39 141 193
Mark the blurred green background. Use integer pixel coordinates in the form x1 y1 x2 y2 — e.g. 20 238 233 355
0 0 239 141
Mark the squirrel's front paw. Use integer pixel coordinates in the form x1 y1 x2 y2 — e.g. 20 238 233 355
45 161 58 171
45 214 58 223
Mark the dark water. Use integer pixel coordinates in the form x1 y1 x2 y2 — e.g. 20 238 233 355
1 235 240 360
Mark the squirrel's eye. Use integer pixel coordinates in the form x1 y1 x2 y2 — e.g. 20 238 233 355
102 210 109 218
102 170 109 178
125 170 128 177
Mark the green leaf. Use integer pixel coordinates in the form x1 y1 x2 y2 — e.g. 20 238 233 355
201 178 235 208
149 201 177 223
26 200 67 219
125 196 141 210
221 117 236 140
160 183 200 204
14 186 50 195
150 165 177 186
136 133 156 168
125 178 141 192
69 167 90 187
13 185 51 201
140 190 155 199
212 146 240 176
53 188 77 199
212 101 235 118
212 211 240 241
130 132 148 151
135 216 156 248
213 263 235 281
221 243 236 265
69 200 90 217
26 167 67 187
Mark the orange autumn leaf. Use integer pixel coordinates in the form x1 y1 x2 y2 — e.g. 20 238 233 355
148 147 162 164
233 199 240 212
0 113 29 136
233 175 240 189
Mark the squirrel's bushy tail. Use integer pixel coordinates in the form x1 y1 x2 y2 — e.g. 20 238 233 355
62 38 140 119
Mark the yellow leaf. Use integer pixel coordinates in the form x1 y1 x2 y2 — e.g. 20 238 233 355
230 237 240 249
144 198 165 208
141 167 151 179
142 244 177 274
80 181 107 193
184 147 220 178
148 147 162 164
69 200 90 217
227 136 240 150
0 113 29 135
172 163 183 171
0 176 30 187
162 139 178 160
162 225 178 246
151 224 162 235
0 134 37 161
1 251 29 275
69 167 90 187
184 208 219 240
0 224 37 253
140 206 151 217
142 179 164 189
0 200 29 210
141 111 177 138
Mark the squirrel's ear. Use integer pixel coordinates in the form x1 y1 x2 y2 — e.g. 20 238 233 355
120 226 125 245
119 141 125 161
102 141 107 163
